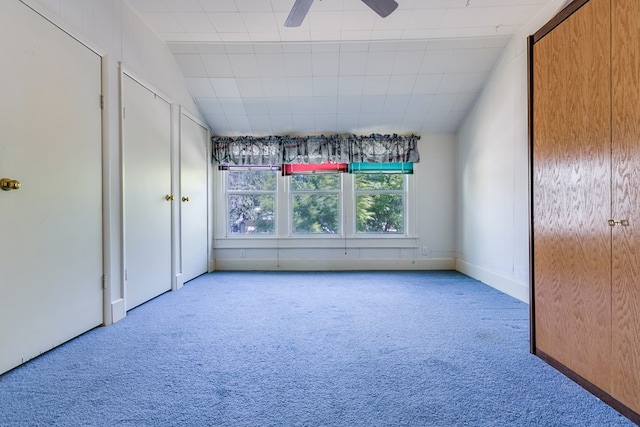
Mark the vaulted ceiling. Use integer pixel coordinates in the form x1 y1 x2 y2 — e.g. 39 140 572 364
126 0 559 137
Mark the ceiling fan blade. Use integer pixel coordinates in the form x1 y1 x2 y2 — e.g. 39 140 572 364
285 0 314 27
361 0 398 18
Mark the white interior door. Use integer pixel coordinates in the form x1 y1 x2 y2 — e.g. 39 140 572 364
180 112 209 282
122 74 172 310
0 1 103 374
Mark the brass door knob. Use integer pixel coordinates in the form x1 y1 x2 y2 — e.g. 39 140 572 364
1 178 21 191
165 194 174 201
182 196 190 202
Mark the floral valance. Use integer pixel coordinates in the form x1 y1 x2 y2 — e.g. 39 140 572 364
212 134 420 166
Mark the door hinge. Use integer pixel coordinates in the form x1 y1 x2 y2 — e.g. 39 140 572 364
100 94 104 110
102 274 106 289
125 269 128 281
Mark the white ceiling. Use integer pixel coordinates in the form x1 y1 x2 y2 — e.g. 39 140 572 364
126 0 557 136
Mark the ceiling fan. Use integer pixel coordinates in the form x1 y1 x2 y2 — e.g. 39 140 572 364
285 0 399 27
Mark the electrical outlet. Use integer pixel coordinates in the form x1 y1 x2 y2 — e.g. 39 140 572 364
240 249 246 258
422 246 430 256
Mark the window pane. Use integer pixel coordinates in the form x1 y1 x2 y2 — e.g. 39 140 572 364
356 194 404 233
292 194 339 234
228 170 277 191
290 174 341 191
228 194 275 234
354 173 403 190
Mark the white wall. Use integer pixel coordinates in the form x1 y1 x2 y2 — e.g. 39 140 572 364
21 0 204 323
212 133 457 270
456 0 568 302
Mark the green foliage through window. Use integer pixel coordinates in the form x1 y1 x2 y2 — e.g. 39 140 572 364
355 174 405 234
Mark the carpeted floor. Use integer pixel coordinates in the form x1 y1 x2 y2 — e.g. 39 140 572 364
0 271 634 426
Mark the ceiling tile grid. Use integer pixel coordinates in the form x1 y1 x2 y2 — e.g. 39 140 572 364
125 0 558 136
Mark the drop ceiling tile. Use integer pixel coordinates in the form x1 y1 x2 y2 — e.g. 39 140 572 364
312 52 340 76
270 114 294 132
453 93 478 111
289 97 315 115
311 43 341 53
127 0 168 12
189 33 222 42
242 98 270 115
309 12 343 32
360 96 386 114
266 97 293 115
463 72 489 92
365 51 396 76
218 98 247 114
248 115 273 134
406 94 436 112
235 77 265 97
174 54 207 77
406 9 446 29
313 77 339 97
315 115 338 133
339 51 368 76
207 12 247 33
261 77 289 97
420 50 452 74
201 54 234 77
339 42 370 52
338 76 365 96
284 53 313 77
224 44 255 54
196 44 227 54
254 44 283 54
218 32 253 42
174 13 216 33
141 13 184 33
336 114 361 133
225 114 252 134
228 54 260 77
313 97 337 114
287 77 314 96
447 47 503 73
337 96 362 114
206 114 231 134
164 0 202 12
429 94 458 112
210 78 241 97
292 115 316 131
235 0 274 12
282 43 312 53
198 0 237 12
439 73 470 93
383 95 411 113
363 75 391 96
412 74 442 95
195 97 224 115
186 78 216 97
255 53 286 76
387 75 417 95
241 12 279 33
341 11 375 31
392 51 424 75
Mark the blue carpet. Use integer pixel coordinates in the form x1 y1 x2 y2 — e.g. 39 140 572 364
0 271 634 426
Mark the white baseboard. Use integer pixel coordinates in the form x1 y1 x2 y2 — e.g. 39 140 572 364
213 258 456 271
110 298 126 324
174 273 183 291
455 259 529 303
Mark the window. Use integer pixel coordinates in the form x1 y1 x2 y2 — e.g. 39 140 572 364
354 174 405 234
221 166 410 237
226 169 277 235
290 174 341 234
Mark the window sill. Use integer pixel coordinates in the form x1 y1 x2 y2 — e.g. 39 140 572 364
214 236 419 250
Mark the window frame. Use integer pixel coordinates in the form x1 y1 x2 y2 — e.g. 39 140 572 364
353 173 408 235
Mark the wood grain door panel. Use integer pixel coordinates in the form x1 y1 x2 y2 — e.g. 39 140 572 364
611 0 640 413
532 0 612 392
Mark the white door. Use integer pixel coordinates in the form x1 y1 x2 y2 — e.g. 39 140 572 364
122 75 172 310
180 112 209 282
0 1 103 374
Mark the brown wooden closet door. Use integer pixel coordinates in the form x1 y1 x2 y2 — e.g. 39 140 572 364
532 0 612 392
611 0 640 413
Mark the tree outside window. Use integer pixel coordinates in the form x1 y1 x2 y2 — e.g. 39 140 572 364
290 174 340 234
226 170 276 234
355 174 405 234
